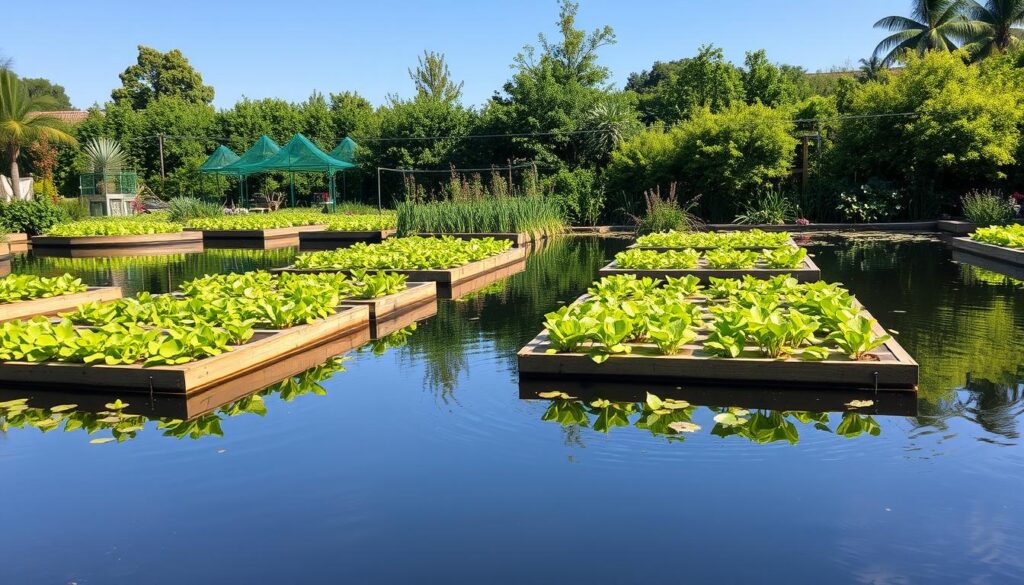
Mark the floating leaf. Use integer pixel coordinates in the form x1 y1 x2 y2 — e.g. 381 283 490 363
668 421 701 433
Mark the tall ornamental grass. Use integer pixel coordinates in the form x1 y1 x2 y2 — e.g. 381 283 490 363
396 198 564 236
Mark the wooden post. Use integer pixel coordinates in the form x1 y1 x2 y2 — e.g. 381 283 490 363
801 136 810 193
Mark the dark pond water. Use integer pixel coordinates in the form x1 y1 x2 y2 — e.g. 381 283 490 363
3 234 1024 584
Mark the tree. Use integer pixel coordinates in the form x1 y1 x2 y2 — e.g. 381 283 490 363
82 138 128 196
858 55 888 81
20 78 72 110
741 50 796 107
530 0 615 86
637 45 744 125
112 46 214 109
873 0 980 65
963 0 1024 58
408 51 464 104
0 69 76 199
329 91 376 139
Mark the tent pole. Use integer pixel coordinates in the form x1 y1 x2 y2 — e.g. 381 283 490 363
376 167 382 214
290 172 295 208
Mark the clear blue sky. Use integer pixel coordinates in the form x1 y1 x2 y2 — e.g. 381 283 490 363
5 0 898 110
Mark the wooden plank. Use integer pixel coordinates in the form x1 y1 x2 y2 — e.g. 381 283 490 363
30 231 204 258
705 221 939 233
339 281 437 319
949 237 1024 267
597 255 821 283
0 242 9 262
276 248 527 285
299 229 397 250
0 287 123 323
368 297 438 339
4 233 28 254
439 259 527 300
0 305 370 395
415 232 539 247
190 224 327 250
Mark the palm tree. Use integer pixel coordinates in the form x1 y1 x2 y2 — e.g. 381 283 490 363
857 55 887 81
873 0 980 65
963 0 1024 58
0 69 76 200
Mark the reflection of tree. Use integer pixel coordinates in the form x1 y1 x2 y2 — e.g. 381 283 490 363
811 235 1024 414
395 236 625 399
12 249 296 295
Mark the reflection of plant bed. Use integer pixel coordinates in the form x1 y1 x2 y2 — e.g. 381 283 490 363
518 275 916 389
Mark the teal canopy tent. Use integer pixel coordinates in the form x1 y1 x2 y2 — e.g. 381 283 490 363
226 133 357 208
217 135 282 206
329 137 359 199
198 145 240 203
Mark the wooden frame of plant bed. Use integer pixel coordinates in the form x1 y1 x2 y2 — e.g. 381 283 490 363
30 231 205 258
949 237 1024 268
597 255 821 283
0 241 9 262
415 232 545 247
517 296 917 390
298 229 397 250
0 305 370 395
275 247 528 285
629 237 799 252
5 232 28 253
0 286 123 323
339 281 437 319
190 224 327 250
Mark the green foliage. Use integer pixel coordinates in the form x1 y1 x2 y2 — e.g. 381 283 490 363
761 246 809 269
636 45 745 125
872 0 979 65
396 198 564 235
635 229 791 249
836 179 904 222
741 50 799 107
0 200 69 235
0 273 88 304
187 210 325 230
0 317 233 366
961 189 1018 225
46 217 182 237
293 236 512 270
607 103 796 222
734 189 797 225
546 168 603 225
971 223 1024 247
615 249 701 269
111 45 214 109
324 213 397 232
19 77 73 110
167 196 223 222
57 198 89 220
632 184 702 234
704 248 760 268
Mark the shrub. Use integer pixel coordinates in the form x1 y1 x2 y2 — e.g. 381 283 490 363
396 198 564 236
734 189 796 225
546 168 604 226
836 179 903 223
57 198 90 221
167 196 223 222
633 184 702 235
0 201 70 235
961 190 1017 226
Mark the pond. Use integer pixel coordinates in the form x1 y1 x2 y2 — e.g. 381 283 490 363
3 234 1024 584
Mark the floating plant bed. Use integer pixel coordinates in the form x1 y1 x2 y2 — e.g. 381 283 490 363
598 256 821 283
30 231 204 258
517 275 917 390
191 224 327 250
949 237 1024 268
951 250 1024 281
0 287 122 323
415 232 544 247
0 241 9 262
518 320 917 389
0 329 371 421
277 248 527 285
0 305 370 395
5 233 28 253
299 229 397 250
441 258 527 300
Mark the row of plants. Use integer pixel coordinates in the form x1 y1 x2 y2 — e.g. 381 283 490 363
323 212 397 232
971 224 1024 249
634 229 791 249
293 236 513 270
186 210 328 231
0 273 88 304
539 392 881 443
45 216 183 237
395 198 565 236
615 246 809 269
542 274 890 363
66 271 406 338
